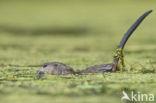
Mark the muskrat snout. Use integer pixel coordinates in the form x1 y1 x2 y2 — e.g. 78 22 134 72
35 69 45 79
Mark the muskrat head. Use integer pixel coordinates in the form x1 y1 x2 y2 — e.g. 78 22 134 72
36 62 75 77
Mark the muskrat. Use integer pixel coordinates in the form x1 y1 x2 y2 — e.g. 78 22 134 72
36 10 152 76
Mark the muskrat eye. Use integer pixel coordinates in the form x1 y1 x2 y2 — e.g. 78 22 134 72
43 64 48 68
54 63 58 67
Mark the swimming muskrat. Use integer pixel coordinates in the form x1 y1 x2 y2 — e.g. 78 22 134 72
36 10 152 76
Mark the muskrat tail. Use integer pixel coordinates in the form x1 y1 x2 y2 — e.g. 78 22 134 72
113 10 153 64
